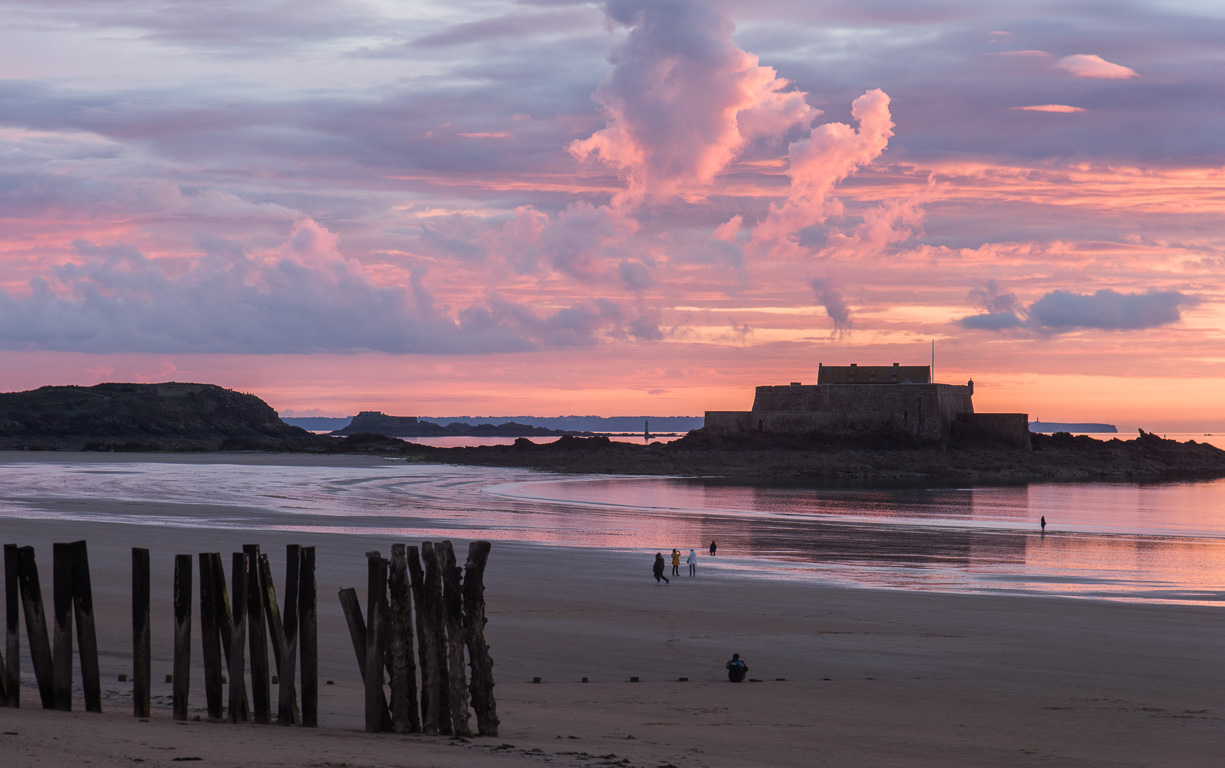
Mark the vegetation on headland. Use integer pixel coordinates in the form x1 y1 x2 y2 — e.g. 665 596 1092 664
3 382 1224 483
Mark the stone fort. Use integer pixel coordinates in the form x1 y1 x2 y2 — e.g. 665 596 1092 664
704 363 1030 448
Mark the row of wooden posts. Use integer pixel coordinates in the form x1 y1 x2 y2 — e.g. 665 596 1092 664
340 540 498 737
1 539 497 738
0 541 318 725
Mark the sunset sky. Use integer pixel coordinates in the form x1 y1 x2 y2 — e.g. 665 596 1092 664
1 0 1223 429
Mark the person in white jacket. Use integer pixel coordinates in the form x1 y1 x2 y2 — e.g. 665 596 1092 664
686 549 697 576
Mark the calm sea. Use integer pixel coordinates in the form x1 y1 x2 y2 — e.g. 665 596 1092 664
1 456 1222 606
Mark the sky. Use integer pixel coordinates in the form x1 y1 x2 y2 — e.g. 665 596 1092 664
1 0 1223 429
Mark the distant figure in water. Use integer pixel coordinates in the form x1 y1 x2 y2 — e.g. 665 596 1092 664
687 548 697 576
671 549 681 576
653 552 670 585
726 653 748 683
1041 516 1047 532
709 540 717 556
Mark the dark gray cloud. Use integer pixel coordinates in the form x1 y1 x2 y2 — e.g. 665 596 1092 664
960 287 1200 332
1027 288 1199 331
811 276 851 332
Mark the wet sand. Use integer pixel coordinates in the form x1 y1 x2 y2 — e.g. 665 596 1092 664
1 454 1222 766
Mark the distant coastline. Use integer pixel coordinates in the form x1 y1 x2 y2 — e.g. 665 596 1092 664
3 382 1224 484
1029 419 1117 434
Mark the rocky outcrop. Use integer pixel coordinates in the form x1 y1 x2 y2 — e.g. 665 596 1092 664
0 382 324 452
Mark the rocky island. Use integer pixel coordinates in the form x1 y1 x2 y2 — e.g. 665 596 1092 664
2 381 1224 483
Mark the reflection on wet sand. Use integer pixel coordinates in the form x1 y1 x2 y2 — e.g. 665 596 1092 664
1 458 1222 605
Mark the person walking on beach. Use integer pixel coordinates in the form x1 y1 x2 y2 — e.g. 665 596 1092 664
726 653 747 682
1041 515 1047 532
709 540 717 556
671 549 681 576
653 552 670 585
687 548 697 576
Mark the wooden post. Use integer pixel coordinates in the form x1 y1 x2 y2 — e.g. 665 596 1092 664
365 553 388 734
436 541 471 736
4 544 21 708
298 547 317 728
463 541 498 736
407 545 437 733
228 552 248 724
16 547 54 709
259 552 298 724
277 544 300 726
426 538 455 734
338 586 392 732
210 552 248 721
132 548 151 718
387 544 421 733
172 554 192 721
244 545 270 724
52 542 73 711
70 541 101 713
199 552 224 720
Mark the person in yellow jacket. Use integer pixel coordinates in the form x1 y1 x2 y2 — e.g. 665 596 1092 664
670 548 681 576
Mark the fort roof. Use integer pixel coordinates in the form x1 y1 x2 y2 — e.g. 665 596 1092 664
816 363 931 385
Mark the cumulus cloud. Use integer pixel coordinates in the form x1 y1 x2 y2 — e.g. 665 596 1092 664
0 220 644 354
959 285 1199 332
755 89 894 248
1055 54 1139 79
569 0 817 203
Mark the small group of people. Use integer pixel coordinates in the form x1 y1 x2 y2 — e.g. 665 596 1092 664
652 541 717 584
653 548 695 583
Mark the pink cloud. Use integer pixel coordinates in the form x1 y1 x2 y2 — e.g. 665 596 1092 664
1013 105 1086 113
754 89 894 248
1056 54 1139 79
569 0 817 204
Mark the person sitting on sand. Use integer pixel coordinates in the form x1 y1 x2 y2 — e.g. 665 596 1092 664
671 548 681 576
726 653 747 682
687 548 697 576
653 552 670 585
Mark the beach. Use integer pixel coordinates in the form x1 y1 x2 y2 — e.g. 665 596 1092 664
1 454 1222 767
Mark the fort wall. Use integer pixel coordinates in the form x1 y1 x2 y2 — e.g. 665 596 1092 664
706 383 975 444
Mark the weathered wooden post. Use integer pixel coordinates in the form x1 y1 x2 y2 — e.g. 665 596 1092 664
51 542 74 711
243 545 270 724
259 552 298 724
199 552 224 720
364 552 388 734
172 554 192 721
387 544 421 733
228 551 248 724
210 552 248 721
16 546 55 709
132 548 151 718
435 541 471 736
337 585 392 732
3 544 20 708
407 545 437 733
71 541 101 713
463 541 498 736
420 541 451 735
299 546 317 728
277 544 300 726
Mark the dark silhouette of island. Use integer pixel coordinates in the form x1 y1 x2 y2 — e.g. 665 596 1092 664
330 411 586 438
0 382 320 452
282 414 705 433
3 382 1224 483
1029 419 1117 434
